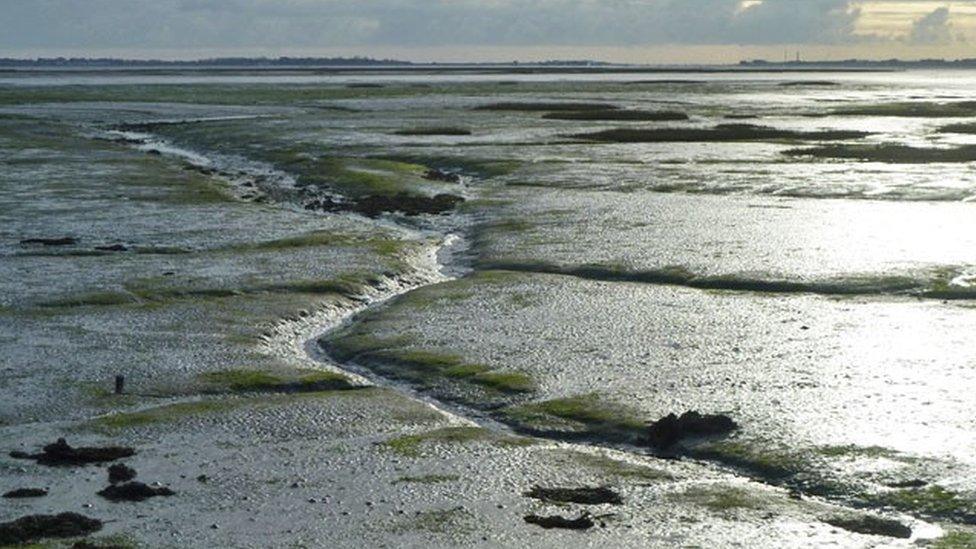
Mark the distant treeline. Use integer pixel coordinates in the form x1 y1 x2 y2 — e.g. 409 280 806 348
0 56 413 67
0 57 612 68
741 58 976 69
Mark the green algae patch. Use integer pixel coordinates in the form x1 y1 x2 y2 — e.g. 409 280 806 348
382 427 490 457
694 440 813 482
224 231 409 255
328 333 418 361
198 368 355 393
475 102 618 112
390 506 476 536
558 450 672 482
394 128 472 136
940 123 976 134
866 486 976 524
572 124 869 143
676 484 768 513
382 426 529 458
831 101 976 118
817 444 908 461
393 474 461 485
268 155 432 199
543 110 688 121
38 273 380 310
470 371 536 393
501 393 645 442
934 531 976 548
337 345 537 396
90 399 242 432
785 144 976 163
39 291 138 308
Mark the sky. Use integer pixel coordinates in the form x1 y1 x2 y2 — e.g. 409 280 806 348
2 0 975 64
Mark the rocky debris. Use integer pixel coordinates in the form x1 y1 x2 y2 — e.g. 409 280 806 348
97 482 175 502
107 463 137 484
647 411 738 449
423 169 463 184
524 486 622 505
0 513 102 545
824 515 912 539
94 244 128 252
10 438 136 466
305 193 465 218
524 513 595 530
20 237 78 246
3 488 48 498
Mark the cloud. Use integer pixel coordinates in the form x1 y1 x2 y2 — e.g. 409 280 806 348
3 0 969 57
0 0 870 52
908 6 953 44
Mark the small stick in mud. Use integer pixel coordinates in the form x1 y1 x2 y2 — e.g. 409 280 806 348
114 375 125 395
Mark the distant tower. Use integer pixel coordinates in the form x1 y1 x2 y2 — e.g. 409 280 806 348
796 51 801 63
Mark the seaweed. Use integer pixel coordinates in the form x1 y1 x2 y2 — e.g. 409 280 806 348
395 128 472 136
785 143 976 163
571 124 868 143
475 102 617 112
543 110 688 121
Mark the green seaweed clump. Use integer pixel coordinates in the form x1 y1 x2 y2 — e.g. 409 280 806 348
572 124 868 143
501 393 645 442
543 110 688 121
867 486 976 524
199 368 354 393
395 128 472 136
785 144 976 163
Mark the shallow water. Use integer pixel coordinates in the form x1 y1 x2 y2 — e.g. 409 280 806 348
3 68 976 546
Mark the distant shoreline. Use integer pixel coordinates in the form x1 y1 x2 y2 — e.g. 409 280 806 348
0 65 900 76
4 55 976 72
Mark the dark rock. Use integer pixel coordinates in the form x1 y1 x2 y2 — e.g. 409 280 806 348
94 244 128 252
647 411 738 449
423 169 463 184
97 482 175 502
524 486 622 505
524 513 595 530
0 513 102 545
11 438 136 466
824 515 912 539
107 463 137 484
20 237 78 246
146 150 162 156
3 488 48 499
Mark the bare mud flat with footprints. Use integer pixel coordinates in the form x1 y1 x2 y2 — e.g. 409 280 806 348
2 67 976 547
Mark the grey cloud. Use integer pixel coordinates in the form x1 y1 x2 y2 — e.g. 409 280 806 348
909 6 953 44
0 0 899 53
